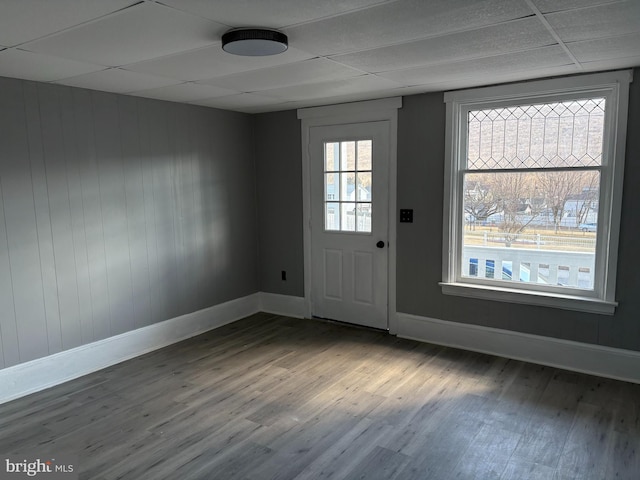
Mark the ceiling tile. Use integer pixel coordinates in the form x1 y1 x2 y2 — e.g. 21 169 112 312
579 55 640 73
568 32 640 63
132 82 239 102
158 0 391 28
0 49 104 82
200 58 365 92
54 68 180 94
532 0 619 14
545 1 640 42
239 104 298 114
191 93 288 111
284 0 533 56
286 89 405 109
379 45 574 85
331 17 555 73
0 0 138 46
125 44 313 82
258 75 402 101
400 64 581 93
0 0 636 113
24 3 226 67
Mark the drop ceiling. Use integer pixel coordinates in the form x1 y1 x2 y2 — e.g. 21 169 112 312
0 0 638 113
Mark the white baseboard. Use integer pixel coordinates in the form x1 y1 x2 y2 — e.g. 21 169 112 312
397 312 640 384
11 295 635 406
259 292 306 318
0 293 261 405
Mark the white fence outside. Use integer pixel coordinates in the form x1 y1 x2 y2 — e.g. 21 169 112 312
465 231 596 250
463 245 595 289
326 210 371 232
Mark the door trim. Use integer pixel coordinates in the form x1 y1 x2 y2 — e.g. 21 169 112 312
298 98 401 333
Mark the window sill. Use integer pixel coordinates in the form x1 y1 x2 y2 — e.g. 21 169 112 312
439 282 617 315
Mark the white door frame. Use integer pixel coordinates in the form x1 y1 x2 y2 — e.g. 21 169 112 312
298 97 401 333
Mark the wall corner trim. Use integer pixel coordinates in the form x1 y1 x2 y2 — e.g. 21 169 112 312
396 312 640 384
0 293 262 405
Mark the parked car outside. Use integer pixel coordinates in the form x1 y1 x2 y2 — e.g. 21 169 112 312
579 222 597 232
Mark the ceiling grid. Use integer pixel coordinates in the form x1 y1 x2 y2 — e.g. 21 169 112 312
0 0 636 113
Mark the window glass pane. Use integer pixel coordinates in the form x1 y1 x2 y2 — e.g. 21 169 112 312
341 141 356 170
467 98 605 170
325 173 338 201
356 203 372 233
325 142 338 171
356 172 372 201
462 170 599 290
341 203 356 232
357 140 372 170
325 202 340 231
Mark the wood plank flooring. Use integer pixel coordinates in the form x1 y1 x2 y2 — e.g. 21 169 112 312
1 313 639 479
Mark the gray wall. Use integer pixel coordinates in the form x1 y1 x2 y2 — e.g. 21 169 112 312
396 72 640 352
255 69 640 353
254 110 304 297
0 77 258 369
2 69 636 372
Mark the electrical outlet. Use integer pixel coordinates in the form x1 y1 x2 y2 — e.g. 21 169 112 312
400 209 413 223
281 270 287 281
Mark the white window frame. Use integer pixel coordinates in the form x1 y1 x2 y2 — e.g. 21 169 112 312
441 71 632 315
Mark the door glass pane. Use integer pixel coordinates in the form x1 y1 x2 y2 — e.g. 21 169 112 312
341 141 356 170
325 142 339 171
325 202 340 231
356 172 371 201
324 139 373 233
341 203 356 231
341 172 355 201
357 140 372 170
325 173 338 201
356 203 372 232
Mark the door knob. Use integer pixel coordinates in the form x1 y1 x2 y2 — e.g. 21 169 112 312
376 241 385 248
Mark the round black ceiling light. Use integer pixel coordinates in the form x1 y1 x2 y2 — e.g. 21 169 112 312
221 28 288 56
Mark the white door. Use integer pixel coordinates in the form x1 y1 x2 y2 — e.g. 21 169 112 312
309 121 389 330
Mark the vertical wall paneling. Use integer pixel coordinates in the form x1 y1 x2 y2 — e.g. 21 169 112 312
59 86 91 348
200 114 231 304
38 83 83 351
190 108 210 311
137 101 165 324
0 176 17 368
118 96 152 330
196 111 215 306
182 106 199 313
0 79 49 363
211 110 258 302
71 88 110 342
166 104 190 316
153 102 180 320
92 92 134 336
22 82 63 355
0 77 258 370
0 178 4 367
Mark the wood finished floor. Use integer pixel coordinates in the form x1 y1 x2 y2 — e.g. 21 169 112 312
1 313 639 480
